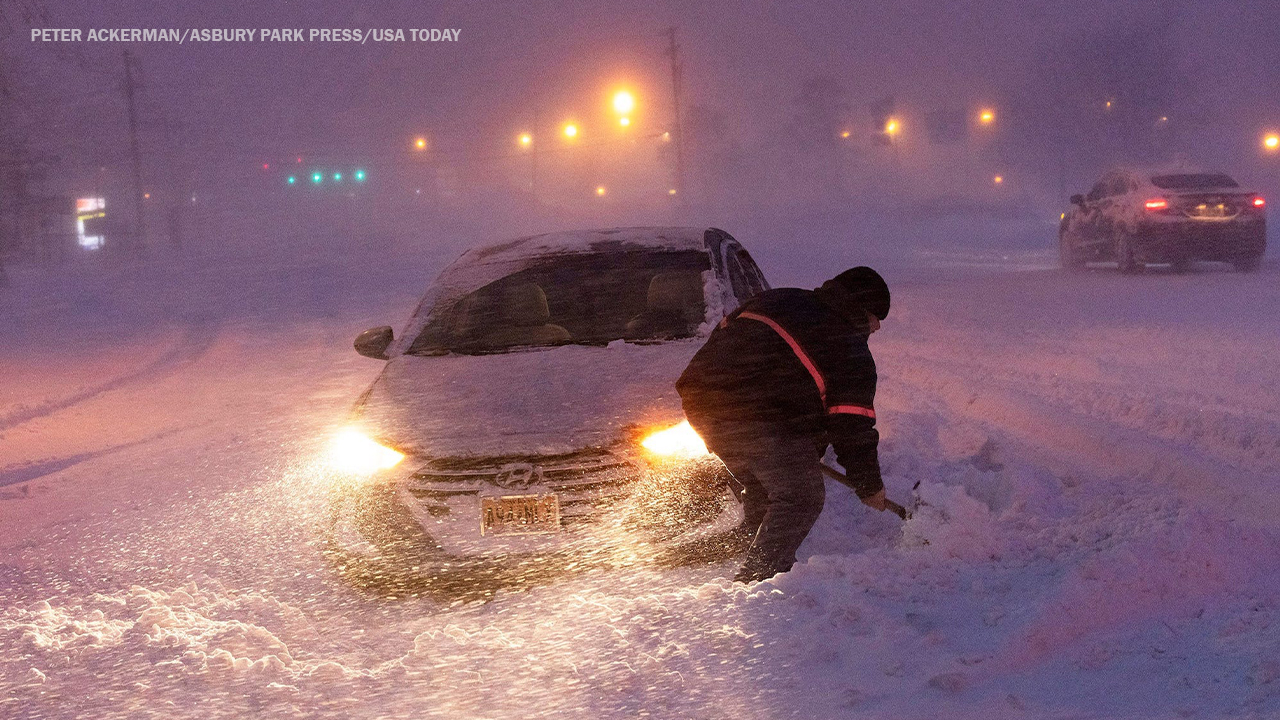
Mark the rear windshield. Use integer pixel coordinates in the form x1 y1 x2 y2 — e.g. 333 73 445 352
1150 174 1239 190
407 250 711 355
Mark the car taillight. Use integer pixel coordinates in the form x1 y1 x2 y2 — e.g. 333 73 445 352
1144 198 1168 211
1252 196 1266 208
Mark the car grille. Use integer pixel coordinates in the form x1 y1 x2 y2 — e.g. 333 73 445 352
405 446 637 526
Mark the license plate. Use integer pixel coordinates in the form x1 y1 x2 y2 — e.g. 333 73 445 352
1192 202 1229 218
480 494 560 536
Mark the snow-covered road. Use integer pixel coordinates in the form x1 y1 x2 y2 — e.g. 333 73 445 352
2 249 1279 718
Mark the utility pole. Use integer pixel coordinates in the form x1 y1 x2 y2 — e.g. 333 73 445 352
531 105 540 199
665 27 685 202
122 50 145 253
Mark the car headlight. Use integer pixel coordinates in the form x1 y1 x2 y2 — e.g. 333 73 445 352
640 420 709 457
330 428 405 474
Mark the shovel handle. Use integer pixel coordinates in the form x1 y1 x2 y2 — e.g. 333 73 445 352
820 462 911 520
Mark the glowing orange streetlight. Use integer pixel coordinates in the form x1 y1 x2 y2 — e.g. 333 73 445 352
1264 133 1280 151
563 123 578 139
993 175 1004 185
518 133 533 147
979 108 996 125
414 137 427 151
619 117 631 127
612 90 635 114
595 185 607 196
885 118 900 136
840 130 851 139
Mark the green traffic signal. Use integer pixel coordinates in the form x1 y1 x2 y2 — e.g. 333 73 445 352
354 170 366 181
287 176 296 184
333 172 343 182
311 171 323 184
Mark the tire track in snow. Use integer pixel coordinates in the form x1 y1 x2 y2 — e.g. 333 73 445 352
0 322 221 432
886 341 1280 476
0 429 185 490
885 353 1280 526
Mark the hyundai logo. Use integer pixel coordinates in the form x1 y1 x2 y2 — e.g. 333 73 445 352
494 462 543 489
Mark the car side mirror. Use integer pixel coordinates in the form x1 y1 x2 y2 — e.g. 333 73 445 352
354 326 394 360
1069 194 1085 206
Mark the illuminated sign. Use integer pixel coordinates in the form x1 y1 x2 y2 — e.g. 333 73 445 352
76 197 106 250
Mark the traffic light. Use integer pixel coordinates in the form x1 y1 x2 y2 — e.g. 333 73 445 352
354 170 366 181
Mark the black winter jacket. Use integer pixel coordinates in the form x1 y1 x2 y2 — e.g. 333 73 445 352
676 285 883 498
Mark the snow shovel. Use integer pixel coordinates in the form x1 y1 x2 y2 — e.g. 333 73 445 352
820 462 912 520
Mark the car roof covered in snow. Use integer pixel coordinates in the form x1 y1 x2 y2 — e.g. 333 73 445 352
389 227 714 355
1108 164 1241 182
454 226 708 266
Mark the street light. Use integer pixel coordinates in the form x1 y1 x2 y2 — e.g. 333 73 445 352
993 175 1004 185
596 185 606 196
414 137 428 151
612 91 635 114
1264 133 1279 151
885 118 900 136
979 108 996 125
518 133 533 147
619 117 631 127
563 123 578 139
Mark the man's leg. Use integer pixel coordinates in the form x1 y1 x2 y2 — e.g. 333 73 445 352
733 430 825 583
687 415 768 536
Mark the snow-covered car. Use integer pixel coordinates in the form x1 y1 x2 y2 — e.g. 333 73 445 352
1059 168 1266 273
325 227 770 591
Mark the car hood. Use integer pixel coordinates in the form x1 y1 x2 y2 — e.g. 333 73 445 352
356 341 702 458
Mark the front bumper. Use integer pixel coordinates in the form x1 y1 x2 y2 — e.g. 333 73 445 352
329 446 737 566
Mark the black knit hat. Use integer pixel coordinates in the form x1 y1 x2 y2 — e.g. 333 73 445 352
829 266 890 320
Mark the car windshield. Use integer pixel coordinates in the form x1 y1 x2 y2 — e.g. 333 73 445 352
1150 173 1239 190
407 250 711 355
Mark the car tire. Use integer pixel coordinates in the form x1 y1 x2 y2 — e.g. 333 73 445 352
322 483 449 598
1058 232 1084 271
1233 254 1263 273
1115 233 1143 275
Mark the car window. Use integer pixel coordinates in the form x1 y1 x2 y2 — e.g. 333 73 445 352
1086 178 1109 202
407 250 711 355
727 244 762 298
725 245 768 300
1150 173 1239 190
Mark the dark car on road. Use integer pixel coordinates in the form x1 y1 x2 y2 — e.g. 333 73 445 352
1059 168 1266 273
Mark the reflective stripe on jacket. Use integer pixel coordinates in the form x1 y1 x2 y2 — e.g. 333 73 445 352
677 287 882 497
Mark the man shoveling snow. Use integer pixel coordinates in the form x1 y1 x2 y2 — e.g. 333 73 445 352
676 267 892 583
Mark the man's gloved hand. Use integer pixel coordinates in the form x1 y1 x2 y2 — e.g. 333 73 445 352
860 488 887 511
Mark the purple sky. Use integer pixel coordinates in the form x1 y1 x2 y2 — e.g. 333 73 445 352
11 0 1280 214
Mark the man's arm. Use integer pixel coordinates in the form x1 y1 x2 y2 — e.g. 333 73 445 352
827 413 884 500
821 334 883 503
